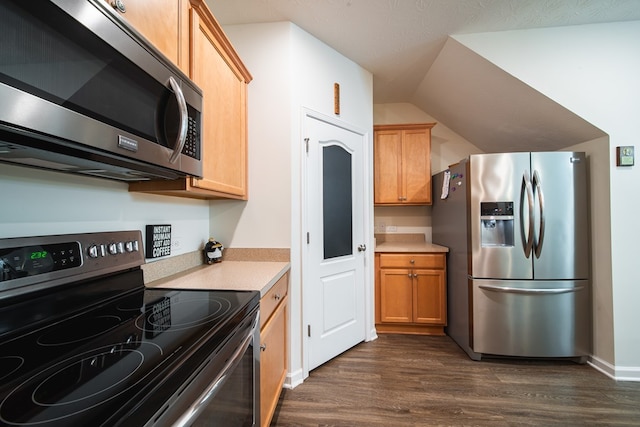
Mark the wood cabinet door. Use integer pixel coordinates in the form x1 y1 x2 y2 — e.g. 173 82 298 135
374 130 402 204
413 269 446 325
402 128 432 204
104 0 185 68
260 297 287 427
189 7 248 198
374 123 435 206
379 269 413 323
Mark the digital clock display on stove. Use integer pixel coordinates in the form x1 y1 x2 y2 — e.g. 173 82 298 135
0 242 82 282
30 250 48 260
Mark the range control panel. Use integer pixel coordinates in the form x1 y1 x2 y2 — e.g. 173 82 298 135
0 231 144 298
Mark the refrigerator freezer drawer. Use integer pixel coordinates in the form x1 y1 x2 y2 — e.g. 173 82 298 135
471 279 590 358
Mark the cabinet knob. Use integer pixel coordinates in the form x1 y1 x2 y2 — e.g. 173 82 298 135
274 293 281 301
358 244 367 252
413 273 418 278
410 259 415 264
110 0 126 13
260 344 267 352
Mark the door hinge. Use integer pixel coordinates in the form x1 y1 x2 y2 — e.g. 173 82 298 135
304 137 309 153
307 232 310 244
308 324 311 337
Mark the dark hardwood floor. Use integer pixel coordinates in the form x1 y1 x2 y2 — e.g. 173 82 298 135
270 334 640 426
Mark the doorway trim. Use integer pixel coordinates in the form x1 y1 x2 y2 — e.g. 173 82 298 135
299 108 377 381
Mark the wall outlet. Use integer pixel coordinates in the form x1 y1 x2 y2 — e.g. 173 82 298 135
387 225 397 232
375 223 386 232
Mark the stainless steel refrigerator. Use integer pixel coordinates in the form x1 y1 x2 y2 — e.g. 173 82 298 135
432 152 590 361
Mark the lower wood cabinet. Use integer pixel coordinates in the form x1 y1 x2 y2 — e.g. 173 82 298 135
375 253 446 335
259 272 288 427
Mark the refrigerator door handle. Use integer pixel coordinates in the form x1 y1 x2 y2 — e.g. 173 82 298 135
478 284 584 295
520 171 535 258
533 170 546 259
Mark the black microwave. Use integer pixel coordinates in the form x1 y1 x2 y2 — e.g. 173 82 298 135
0 0 203 182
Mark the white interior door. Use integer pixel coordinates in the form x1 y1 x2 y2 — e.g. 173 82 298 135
304 114 366 372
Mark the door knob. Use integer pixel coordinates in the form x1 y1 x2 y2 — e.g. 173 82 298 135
357 244 367 252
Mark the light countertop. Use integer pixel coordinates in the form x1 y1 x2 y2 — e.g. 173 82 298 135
375 241 449 253
145 260 291 297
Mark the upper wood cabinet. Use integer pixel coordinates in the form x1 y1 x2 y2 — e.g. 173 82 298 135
102 0 189 71
127 0 253 200
374 123 436 205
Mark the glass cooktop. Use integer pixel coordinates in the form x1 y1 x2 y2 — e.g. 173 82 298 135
0 269 258 426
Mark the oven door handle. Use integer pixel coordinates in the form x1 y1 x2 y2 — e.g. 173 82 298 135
172 309 259 427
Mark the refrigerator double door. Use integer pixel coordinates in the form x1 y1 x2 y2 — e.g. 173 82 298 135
468 151 589 281
468 152 590 358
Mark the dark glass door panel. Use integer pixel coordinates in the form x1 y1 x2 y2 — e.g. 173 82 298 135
0 1 177 147
322 145 352 260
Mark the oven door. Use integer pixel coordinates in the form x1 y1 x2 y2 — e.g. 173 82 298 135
0 0 202 180
151 308 260 427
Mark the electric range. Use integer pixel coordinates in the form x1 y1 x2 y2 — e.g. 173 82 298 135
0 231 259 426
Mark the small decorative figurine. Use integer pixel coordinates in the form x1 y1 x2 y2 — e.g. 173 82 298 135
203 238 224 264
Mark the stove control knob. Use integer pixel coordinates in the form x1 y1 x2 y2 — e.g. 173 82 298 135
125 241 134 252
108 243 118 255
88 245 99 258
117 242 125 254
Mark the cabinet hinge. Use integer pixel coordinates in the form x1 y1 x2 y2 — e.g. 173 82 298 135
307 232 310 244
304 137 309 153
308 324 311 337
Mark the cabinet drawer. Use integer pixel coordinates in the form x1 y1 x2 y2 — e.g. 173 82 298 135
379 253 445 269
260 272 289 329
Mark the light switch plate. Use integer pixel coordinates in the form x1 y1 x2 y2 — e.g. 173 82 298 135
616 146 634 166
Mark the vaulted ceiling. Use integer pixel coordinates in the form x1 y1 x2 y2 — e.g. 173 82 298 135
206 0 640 152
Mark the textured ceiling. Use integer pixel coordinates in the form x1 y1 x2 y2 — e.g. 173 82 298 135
206 0 640 152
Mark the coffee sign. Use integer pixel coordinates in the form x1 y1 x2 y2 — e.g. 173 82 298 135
145 224 171 258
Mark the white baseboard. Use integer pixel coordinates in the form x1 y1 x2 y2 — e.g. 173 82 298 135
283 368 305 389
589 355 640 381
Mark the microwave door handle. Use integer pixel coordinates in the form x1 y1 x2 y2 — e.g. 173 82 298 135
167 76 188 164
521 171 535 258
532 170 545 258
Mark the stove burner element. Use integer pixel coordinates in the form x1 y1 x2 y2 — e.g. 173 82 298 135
0 356 24 382
0 342 163 426
37 316 122 347
136 295 233 333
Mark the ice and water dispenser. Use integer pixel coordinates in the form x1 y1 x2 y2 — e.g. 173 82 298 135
480 202 514 247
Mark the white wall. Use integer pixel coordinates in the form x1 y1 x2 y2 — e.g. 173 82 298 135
208 23 292 249
220 21 373 387
372 103 482 241
566 136 614 367
455 21 640 378
0 164 210 260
